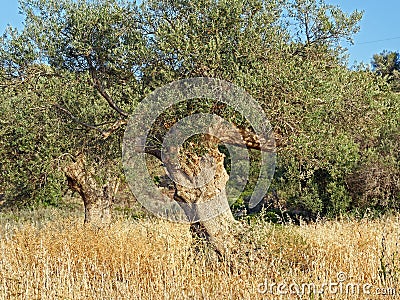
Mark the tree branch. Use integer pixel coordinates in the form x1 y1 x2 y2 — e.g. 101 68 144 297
54 103 106 134
86 57 129 118
102 119 128 139
54 103 128 140
90 69 129 118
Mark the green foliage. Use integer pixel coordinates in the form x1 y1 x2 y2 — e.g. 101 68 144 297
267 58 399 216
0 67 67 206
372 50 400 92
346 89 400 213
0 0 398 218
286 0 363 46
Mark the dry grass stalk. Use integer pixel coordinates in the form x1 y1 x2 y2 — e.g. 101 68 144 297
0 209 398 299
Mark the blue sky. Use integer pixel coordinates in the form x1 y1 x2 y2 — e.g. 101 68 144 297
329 0 400 66
1 0 399 67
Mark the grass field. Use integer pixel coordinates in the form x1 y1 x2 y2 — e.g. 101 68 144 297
0 207 398 299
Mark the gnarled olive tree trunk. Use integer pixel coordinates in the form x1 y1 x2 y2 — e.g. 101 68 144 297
166 138 238 255
64 154 116 227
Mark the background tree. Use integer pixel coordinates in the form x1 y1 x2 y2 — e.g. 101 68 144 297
372 50 400 92
1 0 149 225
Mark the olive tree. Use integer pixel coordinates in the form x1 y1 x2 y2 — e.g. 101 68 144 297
2 0 281 244
1 0 148 224
4 0 397 253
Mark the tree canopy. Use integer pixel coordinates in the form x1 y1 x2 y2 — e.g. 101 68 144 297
372 50 400 92
1 0 399 220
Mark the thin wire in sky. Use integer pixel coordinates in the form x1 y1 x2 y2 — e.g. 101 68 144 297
356 36 400 45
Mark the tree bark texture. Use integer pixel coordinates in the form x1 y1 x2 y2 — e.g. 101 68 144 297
168 139 238 255
64 154 114 227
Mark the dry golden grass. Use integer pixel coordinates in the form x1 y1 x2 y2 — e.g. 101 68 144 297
0 208 398 299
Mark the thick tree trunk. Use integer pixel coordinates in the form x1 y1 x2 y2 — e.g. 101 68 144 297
64 154 113 227
82 190 112 226
189 209 237 257
169 141 238 255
